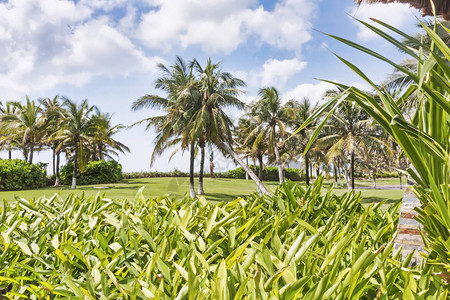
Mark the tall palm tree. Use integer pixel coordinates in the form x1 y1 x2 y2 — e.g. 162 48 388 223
190 58 269 194
40 96 66 181
247 87 292 184
132 56 201 198
191 58 243 194
57 98 96 189
0 98 47 163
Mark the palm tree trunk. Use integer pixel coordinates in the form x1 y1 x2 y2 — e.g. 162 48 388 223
273 143 284 184
305 153 310 185
372 171 377 189
351 151 355 190
333 163 338 185
29 144 34 164
99 143 104 161
220 142 269 195
337 160 342 186
52 146 56 175
8 147 11 159
258 153 263 180
54 152 60 186
198 145 205 195
72 144 78 189
245 157 249 180
189 141 196 198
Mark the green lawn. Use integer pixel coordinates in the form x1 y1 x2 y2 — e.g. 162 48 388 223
0 177 406 205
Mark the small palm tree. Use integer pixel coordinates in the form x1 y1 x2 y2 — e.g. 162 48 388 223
57 98 96 189
0 98 47 163
90 110 130 161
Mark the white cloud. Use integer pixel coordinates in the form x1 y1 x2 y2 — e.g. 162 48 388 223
137 0 317 53
260 58 306 88
283 81 336 105
0 0 162 99
350 3 418 40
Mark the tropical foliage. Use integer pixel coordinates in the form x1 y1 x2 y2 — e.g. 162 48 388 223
0 159 47 191
1 177 447 299
0 96 128 189
298 17 450 281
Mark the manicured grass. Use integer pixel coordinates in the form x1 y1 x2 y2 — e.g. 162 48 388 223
0 176 406 206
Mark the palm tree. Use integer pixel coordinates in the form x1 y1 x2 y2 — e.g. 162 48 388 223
90 110 130 161
318 100 376 190
132 56 201 198
234 117 265 180
247 87 292 184
285 97 316 185
0 98 47 163
191 58 243 194
40 96 66 184
57 98 96 189
190 58 269 194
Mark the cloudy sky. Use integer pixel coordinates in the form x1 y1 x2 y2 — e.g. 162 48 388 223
0 0 422 172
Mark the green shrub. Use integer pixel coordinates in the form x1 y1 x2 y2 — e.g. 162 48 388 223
60 160 122 185
0 159 47 191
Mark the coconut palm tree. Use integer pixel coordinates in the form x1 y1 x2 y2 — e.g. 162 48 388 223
285 97 317 185
190 58 245 194
247 87 292 184
40 96 66 180
235 117 265 180
57 98 96 189
132 56 201 198
318 100 374 190
0 98 47 163
89 110 130 161
190 58 269 194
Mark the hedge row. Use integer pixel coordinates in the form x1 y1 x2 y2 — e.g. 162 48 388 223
60 160 122 185
123 166 306 181
0 159 48 191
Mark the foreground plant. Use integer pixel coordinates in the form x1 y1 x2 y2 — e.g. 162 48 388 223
0 177 447 298
297 16 450 283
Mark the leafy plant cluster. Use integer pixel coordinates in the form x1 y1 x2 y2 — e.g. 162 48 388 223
0 159 47 191
60 160 122 185
0 177 447 299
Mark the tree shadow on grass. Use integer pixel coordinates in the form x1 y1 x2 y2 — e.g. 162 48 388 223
359 197 401 205
204 193 247 202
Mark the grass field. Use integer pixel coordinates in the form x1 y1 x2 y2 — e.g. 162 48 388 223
0 177 406 205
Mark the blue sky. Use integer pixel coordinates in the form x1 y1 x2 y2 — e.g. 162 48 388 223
0 0 422 172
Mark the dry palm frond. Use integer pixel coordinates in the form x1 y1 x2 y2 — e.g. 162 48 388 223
355 0 450 19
